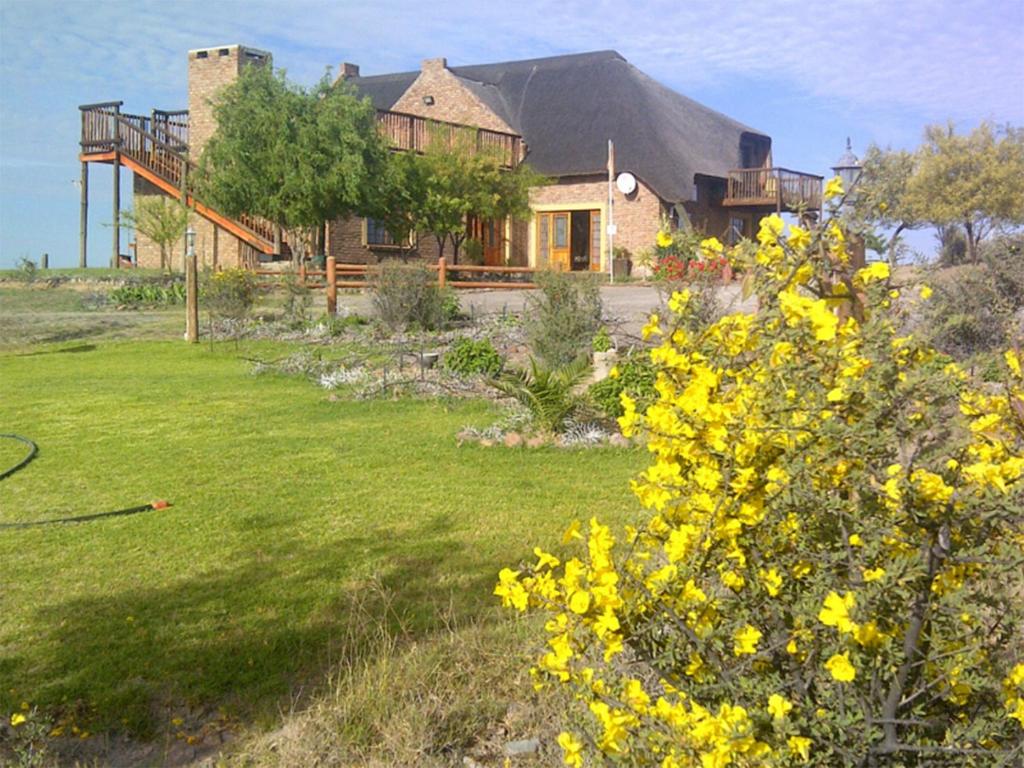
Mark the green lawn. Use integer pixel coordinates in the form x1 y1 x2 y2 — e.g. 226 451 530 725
0 339 642 737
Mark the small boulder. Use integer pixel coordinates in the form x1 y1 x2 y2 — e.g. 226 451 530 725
609 433 630 448
526 435 547 448
504 737 541 757
504 432 523 448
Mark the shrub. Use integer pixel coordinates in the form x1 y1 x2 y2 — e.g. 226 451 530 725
203 268 256 322
922 233 1024 363
592 327 613 353
14 257 38 284
281 267 313 327
491 356 591 434
109 279 186 307
443 337 503 377
525 272 602 368
497 200 1024 765
587 351 657 419
372 261 445 331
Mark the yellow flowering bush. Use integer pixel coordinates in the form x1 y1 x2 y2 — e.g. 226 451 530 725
497 211 1024 765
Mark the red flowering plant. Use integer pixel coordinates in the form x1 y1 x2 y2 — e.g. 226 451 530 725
652 225 731 282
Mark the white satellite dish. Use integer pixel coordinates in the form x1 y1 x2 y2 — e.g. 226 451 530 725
616 172 637 195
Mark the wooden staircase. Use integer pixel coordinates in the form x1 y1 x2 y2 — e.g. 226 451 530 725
79 102 277 255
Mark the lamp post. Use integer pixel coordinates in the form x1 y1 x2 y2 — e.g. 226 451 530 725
832 138 866 269
832 137 863 201
185 226 198 343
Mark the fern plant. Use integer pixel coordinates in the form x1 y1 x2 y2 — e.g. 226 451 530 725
490 355 592 434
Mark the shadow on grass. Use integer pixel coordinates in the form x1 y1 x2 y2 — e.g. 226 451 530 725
8 512 504 741
13 343 97 357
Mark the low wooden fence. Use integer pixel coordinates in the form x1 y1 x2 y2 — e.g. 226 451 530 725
254 257 538 315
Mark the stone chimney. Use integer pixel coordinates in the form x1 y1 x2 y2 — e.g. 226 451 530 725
188 44 270 155
338 62 360 80
421 57 447 73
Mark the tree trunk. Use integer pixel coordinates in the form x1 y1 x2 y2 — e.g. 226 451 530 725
887 223 907 268
964 219 978 264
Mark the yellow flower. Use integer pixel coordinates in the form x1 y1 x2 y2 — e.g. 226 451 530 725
788 735 812 762
568 590 592 615
862 567 885 582
767 693 793 720
557 731 584 767
819 591 857 634
733 624 762 656
641 314 662 340
1006 349 1022 377
656 230 673 248
856 262 890 283
10 712 27 727
759 567 783 597
561 520 583 545
848 533 864 547
919 284 933 300
825 652 857 682
823 175 845 200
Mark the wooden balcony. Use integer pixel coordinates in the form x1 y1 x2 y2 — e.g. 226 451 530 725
724 167 823 212
375 109 524 168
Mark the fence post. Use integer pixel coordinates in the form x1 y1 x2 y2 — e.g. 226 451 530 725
185 252 199 343
438 257 446 290
326 255 337 316
299 259 306 285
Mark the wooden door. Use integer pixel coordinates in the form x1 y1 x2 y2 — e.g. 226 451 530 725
550 212 570 271
483 218 503 265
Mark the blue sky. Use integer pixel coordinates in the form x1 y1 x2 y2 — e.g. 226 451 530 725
1 0 1022 268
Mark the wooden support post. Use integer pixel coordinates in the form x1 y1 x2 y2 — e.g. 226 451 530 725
180 159 189 272
212 226 219 271
299 260 306 284
326 255 337 316
112 160 120 268
185 251 199 343
40 253 48 269
79 161 88 268
112 103 121 269
437 256 446 289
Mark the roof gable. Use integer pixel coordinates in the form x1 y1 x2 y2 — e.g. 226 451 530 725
347 50 769 202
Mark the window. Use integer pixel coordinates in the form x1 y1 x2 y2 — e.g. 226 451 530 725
364 218 411 248
728 217 747 245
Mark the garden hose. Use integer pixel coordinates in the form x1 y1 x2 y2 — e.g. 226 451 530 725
0 434 170 529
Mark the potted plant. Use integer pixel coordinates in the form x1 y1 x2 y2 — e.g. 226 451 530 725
612 246 632 280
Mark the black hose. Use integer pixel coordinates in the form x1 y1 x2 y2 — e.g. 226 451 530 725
0 434 169 528
0 433 37 481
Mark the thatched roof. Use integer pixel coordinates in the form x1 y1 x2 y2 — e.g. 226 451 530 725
347 50 769 203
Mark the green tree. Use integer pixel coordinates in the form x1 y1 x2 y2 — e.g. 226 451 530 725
908 122 1024 263
194 64 390 264
852 145 920 266
120 196 188 272
404 126 545 262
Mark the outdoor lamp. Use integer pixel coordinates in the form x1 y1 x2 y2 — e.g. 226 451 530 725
832 137 862 198
185 226 196 257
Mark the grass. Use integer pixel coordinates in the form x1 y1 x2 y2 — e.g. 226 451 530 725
0 336 642 747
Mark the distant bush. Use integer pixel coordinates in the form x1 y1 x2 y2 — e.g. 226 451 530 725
109 280 186 307
372 261 446 331
525 272 602 368
203 268 257 322
14 257 38 284
443 337 503 377
922 233 1024 363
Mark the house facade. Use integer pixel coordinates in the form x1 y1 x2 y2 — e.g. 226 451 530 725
80 46 820 272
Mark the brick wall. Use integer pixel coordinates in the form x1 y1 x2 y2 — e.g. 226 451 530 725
327 215 441 264
391 58 515 134
529 174 665 270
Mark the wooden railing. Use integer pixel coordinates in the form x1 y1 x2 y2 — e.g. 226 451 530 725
724 167 823 210
375 109 524 168
79 102 276 247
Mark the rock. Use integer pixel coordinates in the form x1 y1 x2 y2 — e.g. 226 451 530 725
609 433 630 448
479 438 495 448
526 435 547 448
326 393 339 402
504 737 541 757
503 432 523 448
